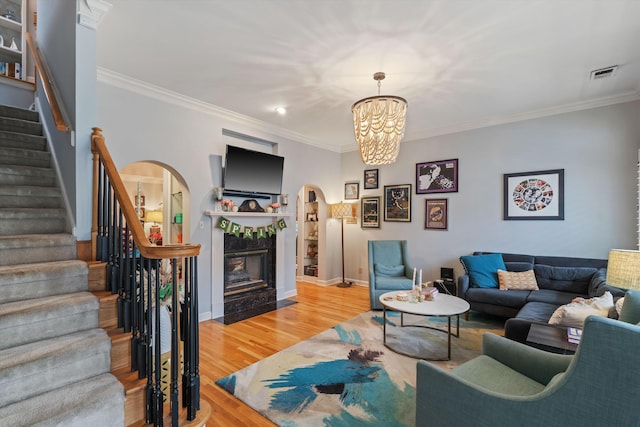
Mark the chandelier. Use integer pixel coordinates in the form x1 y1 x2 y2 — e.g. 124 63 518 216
352 72 407 165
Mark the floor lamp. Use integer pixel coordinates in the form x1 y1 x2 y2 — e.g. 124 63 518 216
331 202 353 288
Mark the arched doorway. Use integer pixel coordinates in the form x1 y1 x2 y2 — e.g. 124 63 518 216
120 161 190 245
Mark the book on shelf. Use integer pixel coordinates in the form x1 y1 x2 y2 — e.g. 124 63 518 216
567 327 582 344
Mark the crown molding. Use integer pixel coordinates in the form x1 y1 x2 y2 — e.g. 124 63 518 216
98 67 639 155
77 0 112 30
96 67 342 153
404 90 640 145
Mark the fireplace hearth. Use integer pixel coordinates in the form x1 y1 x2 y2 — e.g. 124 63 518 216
223 233 276 324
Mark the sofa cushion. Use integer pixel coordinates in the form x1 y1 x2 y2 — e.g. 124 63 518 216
498 270 538 291
526 289 587 306
504 261 535 272
534 265 597 294
548 291 613 328
514 301 559 322
465 287 529 308
588 268 626 298
374 263 405 277
460 253 506 288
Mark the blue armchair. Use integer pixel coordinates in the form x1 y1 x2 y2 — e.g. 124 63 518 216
368 240 414 309
415 313 640 427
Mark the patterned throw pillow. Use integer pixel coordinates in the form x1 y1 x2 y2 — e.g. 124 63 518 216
497 269 539 290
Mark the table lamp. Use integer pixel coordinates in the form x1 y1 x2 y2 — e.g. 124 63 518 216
145 210 163 244
606 249 640 290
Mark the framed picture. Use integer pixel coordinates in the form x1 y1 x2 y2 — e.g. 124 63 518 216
416 158 459 194
384 184 411 222
425 198 448 230
361 196 380 228
345 182 359 200
363 169 379 189
306 212 318 222
503 169 564 220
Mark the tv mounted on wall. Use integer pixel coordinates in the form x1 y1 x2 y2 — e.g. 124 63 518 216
223 145 284 199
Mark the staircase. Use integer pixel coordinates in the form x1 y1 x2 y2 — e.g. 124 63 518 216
0 105 124 426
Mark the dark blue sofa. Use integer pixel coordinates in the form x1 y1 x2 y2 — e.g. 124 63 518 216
458 252 625 343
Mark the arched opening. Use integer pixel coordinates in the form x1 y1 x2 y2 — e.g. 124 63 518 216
119 161 190 245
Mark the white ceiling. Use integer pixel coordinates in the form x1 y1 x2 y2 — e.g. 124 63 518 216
97 0 640 153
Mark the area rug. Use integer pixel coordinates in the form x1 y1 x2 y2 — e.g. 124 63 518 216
216 310 504 427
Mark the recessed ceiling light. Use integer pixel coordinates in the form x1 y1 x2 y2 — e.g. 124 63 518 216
274 106 287 115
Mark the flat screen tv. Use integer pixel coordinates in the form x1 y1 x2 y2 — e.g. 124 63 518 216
223 145 284 198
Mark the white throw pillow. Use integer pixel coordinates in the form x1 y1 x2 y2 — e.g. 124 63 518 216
548 291 614 328
615 297 625 317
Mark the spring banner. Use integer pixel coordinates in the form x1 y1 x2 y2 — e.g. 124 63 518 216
216 216 287 238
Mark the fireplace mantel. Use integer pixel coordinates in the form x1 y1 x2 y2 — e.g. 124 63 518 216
204 210 294 320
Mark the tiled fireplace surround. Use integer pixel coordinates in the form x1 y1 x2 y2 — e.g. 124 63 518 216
206 211 292 322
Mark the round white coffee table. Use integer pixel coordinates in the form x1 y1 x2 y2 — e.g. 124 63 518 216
379 290 470 360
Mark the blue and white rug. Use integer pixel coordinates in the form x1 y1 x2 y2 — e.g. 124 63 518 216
216 310 503 426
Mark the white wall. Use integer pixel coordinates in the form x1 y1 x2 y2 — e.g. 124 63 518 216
96 81 342 318
341 101 640 285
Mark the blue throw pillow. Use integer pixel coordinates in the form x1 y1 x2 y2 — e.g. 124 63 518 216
459 253 506 288
375 263 405 277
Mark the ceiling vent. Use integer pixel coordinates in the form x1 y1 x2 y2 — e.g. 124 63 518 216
590 66 618 80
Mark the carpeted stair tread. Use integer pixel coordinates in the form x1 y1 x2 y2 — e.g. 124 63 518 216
0 373 124 427
0 116 43 136
0 292 99 350
0 328 112 408
0 207 65 218
0 184 62 208
0 130 46 151
0 164 56 186
0 146 50 167
0 208 66 236
0 105 40 123
0 233 76 266
0 260 88 303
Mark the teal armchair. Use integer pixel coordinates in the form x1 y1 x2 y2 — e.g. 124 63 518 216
416 314 640 427
368 240 414 309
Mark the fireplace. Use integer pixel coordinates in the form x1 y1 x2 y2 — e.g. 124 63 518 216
223 233 276 324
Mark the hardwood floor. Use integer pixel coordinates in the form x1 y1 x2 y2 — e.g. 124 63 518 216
199 281 370 426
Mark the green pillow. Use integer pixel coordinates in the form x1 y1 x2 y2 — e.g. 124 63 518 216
375 263 405 277
460 253 506 288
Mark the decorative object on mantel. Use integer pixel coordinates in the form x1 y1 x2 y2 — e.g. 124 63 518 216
330 202 355 288
238 199 265 213
221 199 235 212
213 187 224 212
266 202 280 213
279 194 288 212
352 72 408 165
216 216 287 238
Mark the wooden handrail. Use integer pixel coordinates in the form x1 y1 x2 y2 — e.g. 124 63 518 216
91 127 200 260
25 32 69 132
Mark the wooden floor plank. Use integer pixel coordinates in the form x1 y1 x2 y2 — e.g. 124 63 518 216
199 281 370 426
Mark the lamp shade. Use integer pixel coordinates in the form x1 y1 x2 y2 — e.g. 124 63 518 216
145 210 163 224
606 249 640 290
330 202 353 219
352 72 407 166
